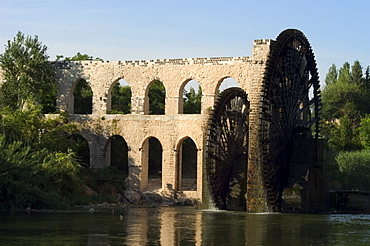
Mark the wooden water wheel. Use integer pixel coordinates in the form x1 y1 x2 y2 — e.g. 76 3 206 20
260 29 321 211
206 87 249 210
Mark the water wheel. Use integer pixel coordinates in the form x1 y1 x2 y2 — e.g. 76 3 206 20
260 29 321 211
206 87 249 210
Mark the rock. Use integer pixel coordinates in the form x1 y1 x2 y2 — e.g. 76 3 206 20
143 192 163 203
123 190 141 204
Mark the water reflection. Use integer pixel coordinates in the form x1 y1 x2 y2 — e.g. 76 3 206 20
1 207 370 245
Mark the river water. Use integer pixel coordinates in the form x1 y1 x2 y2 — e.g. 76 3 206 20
1 206 370 245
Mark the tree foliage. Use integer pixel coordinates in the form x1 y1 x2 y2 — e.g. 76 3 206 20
351 60 363 84
0 106 84 209
0 31 56 113
325 64 338 86
109 83 131 114
337 62 351 85
73 79 93 114
322 61 370 191
183 86 202 114
326 115 361 152
321 80 370 123
148 80 165 115
321 61 370 153
334 150 370 191
56 52 102 61
365 66 370 90
0 106 77 149
358 117 370 149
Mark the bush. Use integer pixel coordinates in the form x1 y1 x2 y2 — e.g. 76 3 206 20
335 150 370 190
0 107 84 209
0 139 83 209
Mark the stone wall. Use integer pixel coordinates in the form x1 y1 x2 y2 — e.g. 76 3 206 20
0 38 272 204
53 40 271 117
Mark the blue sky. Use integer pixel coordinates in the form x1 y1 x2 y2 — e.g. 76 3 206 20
1 0 370 85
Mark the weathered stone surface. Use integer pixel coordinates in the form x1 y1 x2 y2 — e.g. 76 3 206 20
0 38 272 209
123 190 142 204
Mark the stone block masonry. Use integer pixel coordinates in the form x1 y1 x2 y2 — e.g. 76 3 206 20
0 37 272 205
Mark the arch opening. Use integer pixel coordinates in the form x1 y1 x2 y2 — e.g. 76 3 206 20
73 79 93 114
216 77 240 99
141 137 163 190
182 80 202 114
147 80 166 115
219 77 239 91
106 135 129 178
107 79 132 114
178 137 198 191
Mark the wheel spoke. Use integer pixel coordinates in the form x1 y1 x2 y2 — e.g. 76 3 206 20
260 29 322 211
206 88 249 210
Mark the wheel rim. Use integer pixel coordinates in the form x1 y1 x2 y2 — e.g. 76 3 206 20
260 29 321 211
206 87 249 210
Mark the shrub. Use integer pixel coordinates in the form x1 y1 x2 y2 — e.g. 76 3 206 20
0 139 83 209
335 150 370 190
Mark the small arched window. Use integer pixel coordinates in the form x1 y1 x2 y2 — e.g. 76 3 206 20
73 79 93 114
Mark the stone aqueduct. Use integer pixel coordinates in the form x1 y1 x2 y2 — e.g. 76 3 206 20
4 29 329 212
53 38 270 196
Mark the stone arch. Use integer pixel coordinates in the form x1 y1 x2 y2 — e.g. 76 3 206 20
105 135 129 177
68 134 90 167
176 136 198 191
141 136 163 190
107 78 132 114
69 78 93 114
144 80 166 115
215 77 240 100
179 79 202 114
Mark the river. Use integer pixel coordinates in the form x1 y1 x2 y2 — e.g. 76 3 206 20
1 206 370 245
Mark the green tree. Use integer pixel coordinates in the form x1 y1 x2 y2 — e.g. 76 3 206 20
0 139 82 209
335 150 370 190
0 31 56 113
0 107 83 209
337 62 351 84
321 61 370 152
358 116 370 149
327 115 361 151
183 86 202 114
325 64 338 85
68 134 90 167
365 66 370 90
109 83 131 114
351 60 363 84
148 80 165 115
322 61 370 122
56 52 102 61
0 106 78 152
73 79 92 114
321 81 369 123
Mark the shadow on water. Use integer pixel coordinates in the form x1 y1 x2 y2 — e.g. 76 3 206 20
1 207 370 245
